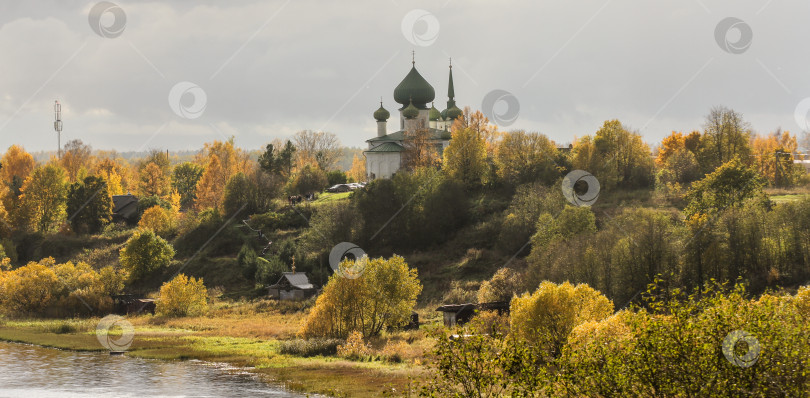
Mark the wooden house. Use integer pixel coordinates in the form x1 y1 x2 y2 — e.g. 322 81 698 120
435 301 509 327
268 272 316 301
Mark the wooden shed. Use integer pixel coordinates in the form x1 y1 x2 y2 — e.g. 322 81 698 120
435 301 510 327
268 272 316 301
112 194 138 223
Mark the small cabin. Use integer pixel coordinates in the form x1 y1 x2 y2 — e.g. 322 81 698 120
112 294 156 315
268 272 316 301
435 301 510 327
112 194 138 223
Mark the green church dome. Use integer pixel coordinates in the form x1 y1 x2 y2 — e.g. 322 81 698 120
429 103 440 121
393 66 435 109
446 105 463 120
440 108 448 120
373 103 390 121
402 99 419 119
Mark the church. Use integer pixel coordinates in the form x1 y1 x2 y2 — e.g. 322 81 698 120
364 58 463 179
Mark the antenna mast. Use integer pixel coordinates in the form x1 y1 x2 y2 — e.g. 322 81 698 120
54 100 63 159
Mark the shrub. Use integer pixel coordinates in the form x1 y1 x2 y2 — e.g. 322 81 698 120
279 338 341 357
337 331 371 360
119 229 175 281
477 267 524 303
510 281 613 359
237 244 258 280
156 274 208 317
326 170 347 186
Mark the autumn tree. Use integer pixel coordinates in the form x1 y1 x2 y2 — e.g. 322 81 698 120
347 154 367 182
193 138 248 211
443 126 488 186
495 130 560 185
66 175 112 234
697 106 752 173
222 170 279 216
293 130 341 171
656 131 685 167
452 108 501 157
510 281 613 359
156 274 208 317
402 127 440 170
138 205 174 236
0 145 36 230
573 120 653 189
195 154 224 211
19 164 68 232
751 129 802 187
139 162 171 198
300 255 422 338
171 162 203 209
60 139 93 182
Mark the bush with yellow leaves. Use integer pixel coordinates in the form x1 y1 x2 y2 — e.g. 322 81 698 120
156 274 208 317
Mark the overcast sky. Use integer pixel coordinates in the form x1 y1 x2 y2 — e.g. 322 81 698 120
1 0 809 153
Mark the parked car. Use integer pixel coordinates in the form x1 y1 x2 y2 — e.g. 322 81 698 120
326 184 351 193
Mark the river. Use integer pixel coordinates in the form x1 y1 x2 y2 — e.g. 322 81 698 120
0 341 303 398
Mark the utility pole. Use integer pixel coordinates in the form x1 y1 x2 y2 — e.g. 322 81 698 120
54 100 63 159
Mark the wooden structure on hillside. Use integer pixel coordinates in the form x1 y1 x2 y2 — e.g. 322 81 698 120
112 294 155 315
112 194 138 223
267 272 316 301
435 301 509 327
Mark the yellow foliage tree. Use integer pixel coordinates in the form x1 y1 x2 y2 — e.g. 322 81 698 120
300 255 422 338
194 154 224 210
347 154 367 183
19 164 68 232
0 144 35 186
138 205 174 236
443 126 488 186
494 130 559 185
751 129 799 186
156 274 208 317
139 162 170 198
656 131 685 166
510 281 613 358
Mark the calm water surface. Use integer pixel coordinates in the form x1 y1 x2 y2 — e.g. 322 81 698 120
0 341 304 398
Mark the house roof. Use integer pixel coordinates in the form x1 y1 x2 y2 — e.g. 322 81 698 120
436 301 509 313
366 128 451 143
365 142 404 153
269 272 314 290
112 194 138 217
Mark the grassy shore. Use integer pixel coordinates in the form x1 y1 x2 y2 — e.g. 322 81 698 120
0 303 431 397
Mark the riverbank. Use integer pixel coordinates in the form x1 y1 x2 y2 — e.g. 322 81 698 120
0 309 429 397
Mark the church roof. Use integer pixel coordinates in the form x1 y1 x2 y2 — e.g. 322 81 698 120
373 102 390 121
366 142 405 153
393 65 435 109
366 128 451 143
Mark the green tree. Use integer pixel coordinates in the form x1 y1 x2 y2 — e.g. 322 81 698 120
287 164 327 195
171 162 203 209
684 158 766 219
19 164 68 232
255 255 288 285
697 106 753 173
325 170 347 186
66 175 112 234
258 140 296 177
573 120 654 189
119 229 175 280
